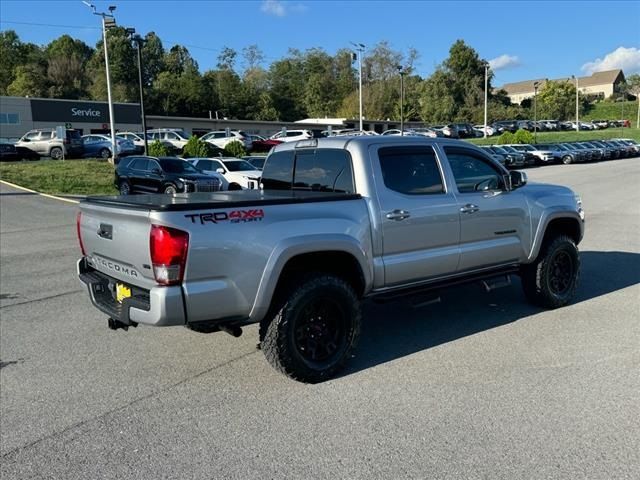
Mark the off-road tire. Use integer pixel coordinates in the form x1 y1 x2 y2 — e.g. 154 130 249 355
521 235 580 309
50 147 63 160
260 274 361 383
119 181 131 195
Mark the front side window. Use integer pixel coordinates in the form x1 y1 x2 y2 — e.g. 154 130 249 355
444 147 504 193
378 146 444 195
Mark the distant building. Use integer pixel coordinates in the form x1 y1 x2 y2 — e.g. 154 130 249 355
500 69 626 105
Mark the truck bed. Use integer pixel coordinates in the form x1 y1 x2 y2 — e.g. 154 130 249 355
85 190 362 211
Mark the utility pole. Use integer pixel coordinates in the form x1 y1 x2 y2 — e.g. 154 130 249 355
350 43 365 132
572 75 579 132
484 64 489 139
127 28 148 155
533 81 540 144
397 65 405 136
84 2 117 163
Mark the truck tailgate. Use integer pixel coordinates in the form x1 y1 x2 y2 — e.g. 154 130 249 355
79 202 156 290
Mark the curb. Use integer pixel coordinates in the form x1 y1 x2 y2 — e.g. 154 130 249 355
0 179 81 205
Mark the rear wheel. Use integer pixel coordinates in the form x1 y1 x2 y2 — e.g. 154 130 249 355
99 148 110 159
50 147 63 160
562 155 573 165
119 181 131 195
260 274 361 383
521 235 580 309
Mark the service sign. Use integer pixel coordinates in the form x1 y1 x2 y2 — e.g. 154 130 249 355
30 99 141 124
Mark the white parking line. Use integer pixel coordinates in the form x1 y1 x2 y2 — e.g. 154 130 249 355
0 179 80 204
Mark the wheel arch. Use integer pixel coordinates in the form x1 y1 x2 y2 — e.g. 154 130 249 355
528 213 583 262
249 236 373 323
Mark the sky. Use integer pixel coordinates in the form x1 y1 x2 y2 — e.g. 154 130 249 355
1 0 639 87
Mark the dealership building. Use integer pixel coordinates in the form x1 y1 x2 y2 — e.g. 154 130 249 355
1 96 415 142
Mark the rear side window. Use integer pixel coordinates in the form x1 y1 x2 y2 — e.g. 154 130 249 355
294 149 354 193
130 158 149 171
378 146 444 195
261 151 294 190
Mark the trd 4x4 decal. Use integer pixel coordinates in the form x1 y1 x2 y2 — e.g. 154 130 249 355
185 209 265 225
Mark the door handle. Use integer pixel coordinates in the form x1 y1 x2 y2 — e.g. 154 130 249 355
460 204 480 214
386 209 411 221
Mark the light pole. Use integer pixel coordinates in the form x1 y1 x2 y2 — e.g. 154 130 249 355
620 95 625 137
484 64 489 139
84 1 117 163
350 43 365 132
397 65 405 136
572 75 579 132
127 28 148 155
533 81 540 143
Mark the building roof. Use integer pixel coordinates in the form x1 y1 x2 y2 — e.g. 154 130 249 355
500 69 625 95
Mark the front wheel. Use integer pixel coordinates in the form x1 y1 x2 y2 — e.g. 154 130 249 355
119 181 131 195
562 155 573 165
521 235 580 309
99 148 111 159
260 274 361 383
164 184 177 194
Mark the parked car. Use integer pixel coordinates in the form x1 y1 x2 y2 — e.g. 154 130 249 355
201 130 253 151
0 143 19 161
453 123 476 138
243 156 267 170
82 134 137 159
473 125 496 136
188 157 261 190
591 120 610 129
479 146 506 166
146 129 190 151
116 132 147 153
556 143 587 163
572 142 601 161
492 120 518 133
486 145 525 168
248 134 281 152
431 124 459 138
15 128 83 159
115 156 221 195
584 141 614 160
269 129 313 143
577 142 604 161
504 144 552 165
538 120 560 131
536 143 579 165
611 138 640 156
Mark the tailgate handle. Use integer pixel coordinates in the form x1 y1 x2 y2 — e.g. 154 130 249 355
97 223 113 240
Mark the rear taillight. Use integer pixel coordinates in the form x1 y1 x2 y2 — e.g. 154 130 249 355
150 225 189 286
76 211 86 256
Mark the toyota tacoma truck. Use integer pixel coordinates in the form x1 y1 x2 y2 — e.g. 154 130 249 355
77 136 585 383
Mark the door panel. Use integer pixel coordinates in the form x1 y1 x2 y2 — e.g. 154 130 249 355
443 147 529 271
373 145 461 286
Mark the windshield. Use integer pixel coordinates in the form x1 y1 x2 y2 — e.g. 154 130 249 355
491 146 508 154
520 145 535 152
501 146 519 153
223 160 256 172
572 144 586 150
158 158 199 173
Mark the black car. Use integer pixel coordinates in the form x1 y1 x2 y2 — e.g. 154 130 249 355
0 143 19 161
243 156 267 170
453 123 476 138
115 156 222 195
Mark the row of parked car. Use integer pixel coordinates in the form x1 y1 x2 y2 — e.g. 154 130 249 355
479 138 640 168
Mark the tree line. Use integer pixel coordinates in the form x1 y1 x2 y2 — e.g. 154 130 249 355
1 29 637 124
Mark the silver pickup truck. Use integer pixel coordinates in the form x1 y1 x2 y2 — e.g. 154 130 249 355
77 136 585 382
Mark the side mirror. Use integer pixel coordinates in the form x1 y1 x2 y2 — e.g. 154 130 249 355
510 170 527 189
216 168 225 174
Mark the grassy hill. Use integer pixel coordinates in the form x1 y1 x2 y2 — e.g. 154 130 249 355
583 100 638 122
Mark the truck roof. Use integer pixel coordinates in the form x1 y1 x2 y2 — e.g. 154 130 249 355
271 135 474 152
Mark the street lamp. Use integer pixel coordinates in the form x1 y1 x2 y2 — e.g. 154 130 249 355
397 65 406 136
84 1 117 163
619 95 626 137
350 43 365 132
572 75 579 132
127 27 148 155
484 64 489 139
533 81 540 143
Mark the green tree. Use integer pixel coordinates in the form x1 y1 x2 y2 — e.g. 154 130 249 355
497 131 515 144
223 140 246 158
45 35 92 98
0 31 42 95
88 27 137 102
148 140 170 157
625 74 640 128
513 129 534 144
182 135 217 158
537 80 580 121
7 64 47 97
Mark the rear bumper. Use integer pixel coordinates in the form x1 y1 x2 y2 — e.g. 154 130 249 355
77 258 185 326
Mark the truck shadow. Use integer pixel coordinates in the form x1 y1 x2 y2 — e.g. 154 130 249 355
341 250 640 378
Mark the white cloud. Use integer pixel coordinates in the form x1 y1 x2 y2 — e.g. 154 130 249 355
261 0 286 16
488 54 520 71
581 47 640 75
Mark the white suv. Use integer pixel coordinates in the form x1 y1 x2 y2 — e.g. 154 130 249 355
269 129 313 143
201 130 253 150
146 129 190 151
188 157 261 190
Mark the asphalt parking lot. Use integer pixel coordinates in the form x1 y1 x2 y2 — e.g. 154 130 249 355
1 158 639 479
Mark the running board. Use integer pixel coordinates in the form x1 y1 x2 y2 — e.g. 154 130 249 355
481 275 512 292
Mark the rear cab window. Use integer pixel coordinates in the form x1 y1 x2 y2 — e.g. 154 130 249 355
378 146 444 195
